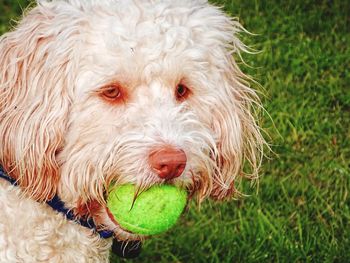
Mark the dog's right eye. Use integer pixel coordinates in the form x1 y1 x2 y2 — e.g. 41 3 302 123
103 86 121 99
99 84 125 104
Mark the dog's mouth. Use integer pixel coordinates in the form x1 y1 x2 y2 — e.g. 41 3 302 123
91 183 188 242
76 198 143 241
104 205 144 241
88 202 144 241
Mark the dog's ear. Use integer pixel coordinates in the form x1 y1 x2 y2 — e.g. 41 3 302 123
208 22 265 201
0 5 78 201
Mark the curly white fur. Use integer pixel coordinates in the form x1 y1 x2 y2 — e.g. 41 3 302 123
0 0 265 261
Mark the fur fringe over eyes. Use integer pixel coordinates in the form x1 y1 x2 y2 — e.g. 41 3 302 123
0 0 266 203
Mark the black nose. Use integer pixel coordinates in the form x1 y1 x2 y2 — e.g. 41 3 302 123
149 147 187 180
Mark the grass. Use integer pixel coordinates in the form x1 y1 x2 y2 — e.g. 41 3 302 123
1 0 349 262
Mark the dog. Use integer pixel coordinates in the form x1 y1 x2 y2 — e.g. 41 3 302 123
0 0 265 262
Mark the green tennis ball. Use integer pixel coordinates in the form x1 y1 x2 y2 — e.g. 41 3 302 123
107 184 187 235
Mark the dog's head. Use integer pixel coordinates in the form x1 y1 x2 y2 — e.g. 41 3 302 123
0 0 265 239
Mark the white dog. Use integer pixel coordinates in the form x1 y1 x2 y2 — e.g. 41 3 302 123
0 0 265 262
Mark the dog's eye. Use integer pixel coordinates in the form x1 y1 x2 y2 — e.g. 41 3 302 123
176 84 190 101
100 84 123 102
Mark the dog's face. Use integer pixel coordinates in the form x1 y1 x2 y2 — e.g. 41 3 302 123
0 0 264 240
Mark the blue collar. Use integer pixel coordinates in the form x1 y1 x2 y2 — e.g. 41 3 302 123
0 165 113 239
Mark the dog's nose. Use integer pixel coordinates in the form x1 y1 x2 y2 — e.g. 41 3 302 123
149 147 187 180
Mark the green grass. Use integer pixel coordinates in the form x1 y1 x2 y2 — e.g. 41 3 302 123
1 0 349 262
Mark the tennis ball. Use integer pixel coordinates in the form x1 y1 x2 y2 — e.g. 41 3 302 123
107 184 187 235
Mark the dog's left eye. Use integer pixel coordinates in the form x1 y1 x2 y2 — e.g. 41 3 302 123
176 83 190 101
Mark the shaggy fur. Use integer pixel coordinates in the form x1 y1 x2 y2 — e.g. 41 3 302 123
0 0 265 261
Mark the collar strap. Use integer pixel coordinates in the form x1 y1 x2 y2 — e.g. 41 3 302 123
0 165 113 239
